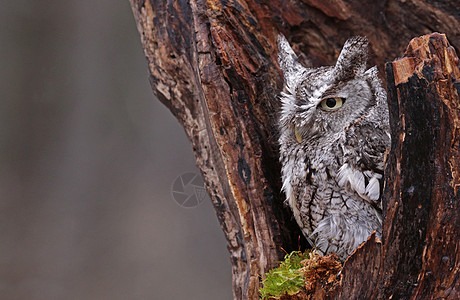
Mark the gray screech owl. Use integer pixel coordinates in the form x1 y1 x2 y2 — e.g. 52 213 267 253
277 35 390 261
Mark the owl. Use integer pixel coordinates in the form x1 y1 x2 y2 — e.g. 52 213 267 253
277 35 390 261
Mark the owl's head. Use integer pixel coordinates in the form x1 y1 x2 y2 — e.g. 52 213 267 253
277 35 384 144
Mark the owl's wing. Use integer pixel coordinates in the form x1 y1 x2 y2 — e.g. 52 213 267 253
337 123 390 208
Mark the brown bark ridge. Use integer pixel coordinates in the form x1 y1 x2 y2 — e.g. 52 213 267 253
128 0 460 298
379 32 460 299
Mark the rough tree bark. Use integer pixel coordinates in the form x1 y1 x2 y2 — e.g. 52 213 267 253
128 1 460 298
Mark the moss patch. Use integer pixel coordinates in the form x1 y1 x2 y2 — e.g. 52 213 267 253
259 251 342 299
259 251 311 299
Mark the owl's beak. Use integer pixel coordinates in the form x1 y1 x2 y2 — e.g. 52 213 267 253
294 125 303 143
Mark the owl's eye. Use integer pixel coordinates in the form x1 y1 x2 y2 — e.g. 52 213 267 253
319 97 345 111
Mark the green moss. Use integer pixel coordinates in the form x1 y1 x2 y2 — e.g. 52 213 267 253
259 251 311 299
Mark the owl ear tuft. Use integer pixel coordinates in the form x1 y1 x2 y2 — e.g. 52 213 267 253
334 36 369 80
278 34 306 87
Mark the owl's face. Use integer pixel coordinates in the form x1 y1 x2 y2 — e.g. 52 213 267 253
278 36 379 144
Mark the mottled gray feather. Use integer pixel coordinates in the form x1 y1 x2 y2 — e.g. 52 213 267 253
277 35 390 261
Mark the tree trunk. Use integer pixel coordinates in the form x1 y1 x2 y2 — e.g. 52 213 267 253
128 1 460 298
335 32 460 300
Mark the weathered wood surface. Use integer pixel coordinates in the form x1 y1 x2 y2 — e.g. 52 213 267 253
379 33 460 299
128 0 460 298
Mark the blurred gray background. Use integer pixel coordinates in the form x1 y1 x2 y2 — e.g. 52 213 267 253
0 1 232 299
